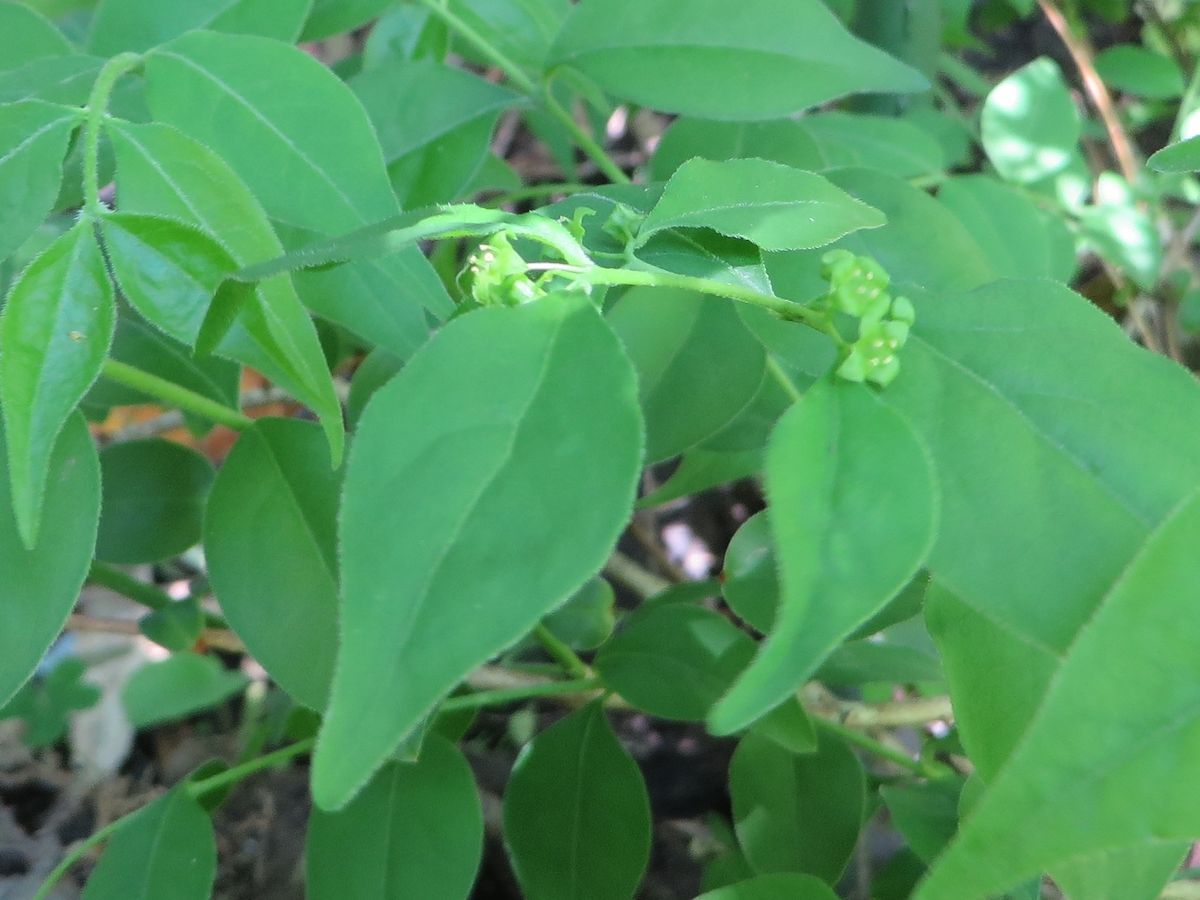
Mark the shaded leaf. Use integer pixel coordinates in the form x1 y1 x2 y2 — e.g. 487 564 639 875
87 0 310 55
0 100 80 261
1094 44 1182 99
0 657 99 747
122 653 248 729
0 2 73 72
541 576 615 652
800 111 945 179
697 873 840 900
981 58 1080 184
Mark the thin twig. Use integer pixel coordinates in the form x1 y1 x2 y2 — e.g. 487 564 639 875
66 614 245 653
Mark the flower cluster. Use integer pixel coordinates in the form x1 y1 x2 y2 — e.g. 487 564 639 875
465 233 544 307
819 250 915 387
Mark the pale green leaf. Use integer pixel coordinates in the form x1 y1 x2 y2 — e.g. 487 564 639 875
0 100 80 261
1094 44 1182 99
122 652 248 729
0 2 73 72
981 58 1081 184
313 293 642 809
503 702 651 900
649 118 825 181
800 111 945 179
87 0 311 55
302 0 391 40
548 0 927 121
1149 135 1200 173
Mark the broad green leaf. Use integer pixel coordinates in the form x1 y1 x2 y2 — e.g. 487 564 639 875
541 576 615 651
936 175 1074 281
346 345 405 430
143 32 451 351
881 779 963 864
729 731 865 883
503 702 651 900
107 120 343 464
1148 135 1200 172
816 634 942 686
0 55 104 106
0 100 80 261
1077 172 1161 289
0 413 98 707
800 112 945 179
636 447 762 509
548 0 927 121
96 438 214 564
722 511 776 633
637 158 885 252
307 735 483 900
81 787 215 900
595 604 755 721
709 379 936 735
362 6 447 66
697 873 840 900
1094 44 1182 98
350 58 521 207
88 0 311 55
916 491 1200 898
608 287 765 463
0 2 73 72
445 0 570 80
649 119 825 181
0 222 113 546
101 213 237 346
313 293 642 810
981 58 1081 184
302 0 391 40
122 652 248 729
205 418 341 710
0 657 99 747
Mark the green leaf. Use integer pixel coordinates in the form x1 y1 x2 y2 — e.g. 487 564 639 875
346 345 405 430
313 293 642 810
729 731 865 883
608 287 765 463
0 2 73 72
205 418 341 710
0 412 98 706
101 213 238 346
649 118 825 181
107 119 344 464
0 55 104 107
710 379 936 735
981 57 1081 184
722 511 776 633
307 735 483 900
548 0 927 121
596 604 755 721
0 657 99 747
142 31 451 353
1148 135 1200 173
0 100 80 261
139 598 204 653
916 491 1200 898
503 702 651 900
301 0 391 40
881 779 963 864
636 158 885 252
1094 44 1182 98
87 0 311 55
122 652 248 729
636 447 762 509
697 873 840 900
81 787 215 900
97 438 214 564
0 222 113 547
350 57 521 207
799 112 945 179
1077 172 1161 289
445 0 570 79
541 576 615 651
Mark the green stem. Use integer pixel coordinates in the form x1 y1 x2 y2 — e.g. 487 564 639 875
815 716 954 778
440 676 602 713
415 0 536 94
87 561 228 629
34 738 315 900
83 53 141 219
541 79 631 185
482 182 596 207
766 355 804 403
100 359 253 431
532 624 592 679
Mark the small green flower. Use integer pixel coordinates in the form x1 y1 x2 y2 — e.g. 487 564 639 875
821 249 891 317
466 233 544 307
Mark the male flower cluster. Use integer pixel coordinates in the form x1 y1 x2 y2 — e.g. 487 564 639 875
819 250 915 387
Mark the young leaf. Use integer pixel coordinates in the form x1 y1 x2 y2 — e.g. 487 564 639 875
307 735 483 900
87 0 310 55
721 511 777 634
608 287 765 463
96 438 214 564
107 120 344 464
1094 44 1182 99
1148 135 1200 173
122 653 248 729
981 57 1081 184
548 0 927 120
596 604 756 721
139 598 204 653
729 731 865 883
503 702 651 900
0 2 74 72
650 119 825 181
636 158 885 252
636 447 762 509
0 413 99 707
0 222 113 547
101 213 238 346
313 293 642 810
0 657 99 747
697 873 840 900
302 0 392 40
0 100 80 261
81 787 216 900
709 379 936 735
541 576 615 651
205 418 341 710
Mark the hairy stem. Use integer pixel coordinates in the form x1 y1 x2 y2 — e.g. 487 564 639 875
100 359 253 431
414 0 536 93
441 676 603 712
82 53 141 219
541 80 632 185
